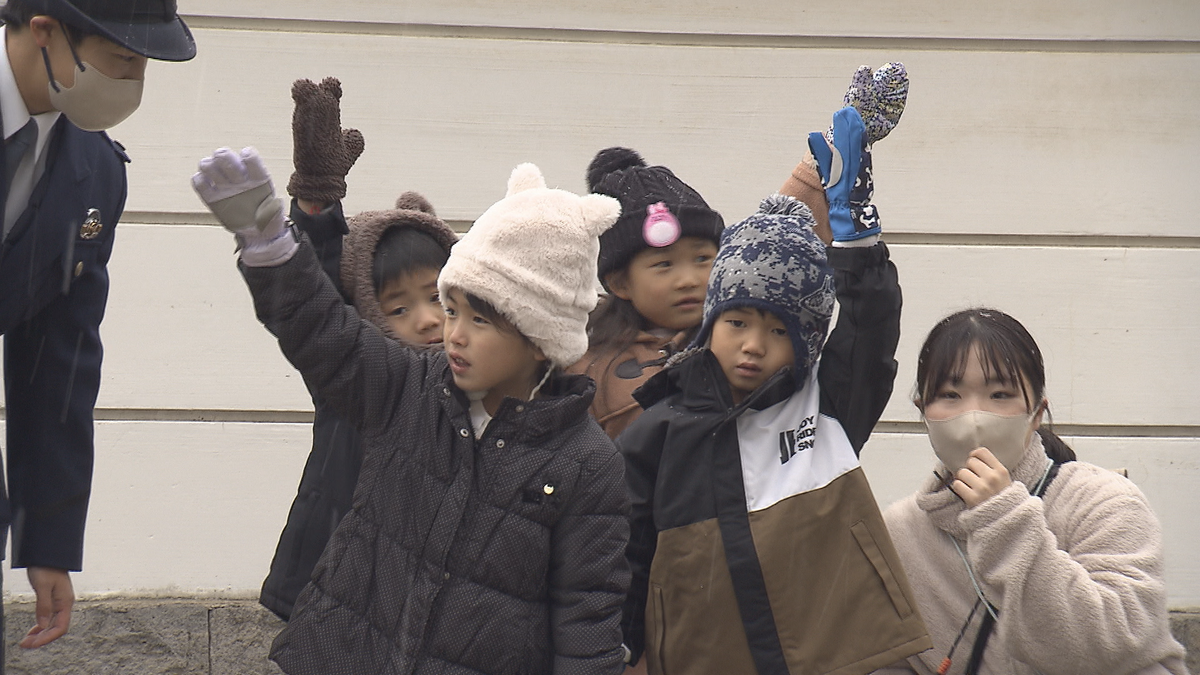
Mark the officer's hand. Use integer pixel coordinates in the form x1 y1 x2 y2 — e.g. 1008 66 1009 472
21 567 74 649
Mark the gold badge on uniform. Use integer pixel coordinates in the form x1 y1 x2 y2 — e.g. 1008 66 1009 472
79 208 103 240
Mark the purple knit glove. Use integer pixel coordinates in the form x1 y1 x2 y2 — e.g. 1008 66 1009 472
828 63 909 146
192 147 299 267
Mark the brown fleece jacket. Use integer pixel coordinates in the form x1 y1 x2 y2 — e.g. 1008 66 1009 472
567 329 689 440
339 192 458 340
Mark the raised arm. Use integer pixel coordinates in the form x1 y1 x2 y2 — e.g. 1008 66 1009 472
819 240 902 454
812 104 903 453
781 65 907 453
290 200 349 298
192 147 420 433
286 76 362 299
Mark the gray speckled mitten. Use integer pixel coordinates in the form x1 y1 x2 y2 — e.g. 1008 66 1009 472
829 62 909 146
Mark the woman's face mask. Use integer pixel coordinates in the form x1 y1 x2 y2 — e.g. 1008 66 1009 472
924 410 1034 472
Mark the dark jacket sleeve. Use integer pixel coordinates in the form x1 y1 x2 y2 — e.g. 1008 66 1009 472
613 408 670 664
548 436 631 674
289 199 349 301
287 200 356 404
260 201 364 621
818 242 902 454
3 189 121 571
239 237 420 434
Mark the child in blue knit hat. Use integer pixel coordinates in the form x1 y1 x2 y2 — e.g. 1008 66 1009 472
616 103 930 674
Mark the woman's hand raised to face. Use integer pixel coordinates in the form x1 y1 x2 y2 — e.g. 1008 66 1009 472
952 447 1013 508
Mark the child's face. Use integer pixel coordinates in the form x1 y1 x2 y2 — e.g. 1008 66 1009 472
608 236 717 332
377 267 444 345
442 288 547 413
709 307 794 405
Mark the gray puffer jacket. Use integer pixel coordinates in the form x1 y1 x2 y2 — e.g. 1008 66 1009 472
242 240 631 675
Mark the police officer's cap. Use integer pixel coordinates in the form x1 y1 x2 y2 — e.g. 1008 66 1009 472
29 0 196 61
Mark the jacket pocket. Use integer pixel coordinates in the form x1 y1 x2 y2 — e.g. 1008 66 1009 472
646 583 667 675
63 234 107 294
851 520 914 620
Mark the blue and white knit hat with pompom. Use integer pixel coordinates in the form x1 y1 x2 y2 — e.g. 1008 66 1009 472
692 194 835 389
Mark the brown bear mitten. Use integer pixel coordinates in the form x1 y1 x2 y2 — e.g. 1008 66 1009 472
287 77 365 204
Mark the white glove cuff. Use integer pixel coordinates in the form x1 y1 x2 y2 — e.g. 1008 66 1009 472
240 225 300 267
832 234 880 248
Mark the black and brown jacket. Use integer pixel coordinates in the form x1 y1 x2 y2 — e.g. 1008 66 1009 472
617 243 931 675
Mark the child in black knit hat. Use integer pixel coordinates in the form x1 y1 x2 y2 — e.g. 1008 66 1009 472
566 149 724 439
570 64 910 443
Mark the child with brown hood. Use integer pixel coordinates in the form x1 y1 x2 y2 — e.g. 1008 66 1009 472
257 78 459 622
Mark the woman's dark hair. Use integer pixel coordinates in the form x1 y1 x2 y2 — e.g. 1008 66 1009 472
915 307 1075 463
371 228 449 295
1 1 94 45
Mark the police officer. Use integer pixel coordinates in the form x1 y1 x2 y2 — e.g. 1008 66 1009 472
0 0 194 660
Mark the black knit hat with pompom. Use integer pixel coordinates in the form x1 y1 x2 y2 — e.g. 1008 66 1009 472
587 147 724 286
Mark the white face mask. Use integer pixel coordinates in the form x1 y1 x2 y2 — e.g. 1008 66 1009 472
46 58 144 132
924 410 1033 472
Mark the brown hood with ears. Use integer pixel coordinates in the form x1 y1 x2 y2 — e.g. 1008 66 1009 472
339 192 458 342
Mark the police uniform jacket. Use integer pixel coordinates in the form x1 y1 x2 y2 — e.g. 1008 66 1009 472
0 108 128 571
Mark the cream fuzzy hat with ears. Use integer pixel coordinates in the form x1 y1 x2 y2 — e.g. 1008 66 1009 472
438 163 621 368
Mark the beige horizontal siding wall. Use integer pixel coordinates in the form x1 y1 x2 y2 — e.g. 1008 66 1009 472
3 2 1198 605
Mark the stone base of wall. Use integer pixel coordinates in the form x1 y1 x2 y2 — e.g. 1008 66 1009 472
3 598 1198 674
3 598 283 675
1175 609 1200 674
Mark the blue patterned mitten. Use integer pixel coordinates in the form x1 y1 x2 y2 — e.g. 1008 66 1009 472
808 107 878 242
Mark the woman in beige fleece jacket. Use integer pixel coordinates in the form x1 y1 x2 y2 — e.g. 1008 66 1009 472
874 308 1188 675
